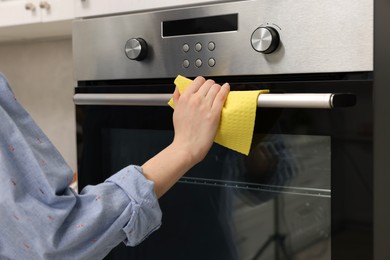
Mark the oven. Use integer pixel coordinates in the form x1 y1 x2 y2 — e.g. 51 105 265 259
72 0 374 259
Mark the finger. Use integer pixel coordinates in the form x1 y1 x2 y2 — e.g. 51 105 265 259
211 83 230 113
183 76 206 95
197 79 215 97
205 83 222 107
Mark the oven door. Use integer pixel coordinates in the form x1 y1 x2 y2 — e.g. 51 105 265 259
74 75 372 260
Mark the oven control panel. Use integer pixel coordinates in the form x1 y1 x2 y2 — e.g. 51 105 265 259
73 0 373 81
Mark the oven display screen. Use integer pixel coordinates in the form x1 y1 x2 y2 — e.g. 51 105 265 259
162 13 238 37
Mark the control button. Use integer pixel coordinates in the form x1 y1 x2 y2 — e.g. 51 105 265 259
183 59 190 68
125 38 148 61
195 59 202 68
182 44 190 53
195 43 202 52
250 26 280 54
208 58 216 67
208 42 216 51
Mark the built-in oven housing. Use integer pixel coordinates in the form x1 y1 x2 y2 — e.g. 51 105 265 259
72 0 378 259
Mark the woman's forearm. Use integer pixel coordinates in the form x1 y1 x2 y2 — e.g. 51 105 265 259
142 142 195 198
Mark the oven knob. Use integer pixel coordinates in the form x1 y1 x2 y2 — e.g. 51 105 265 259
125 38 148 61
250 27 280 54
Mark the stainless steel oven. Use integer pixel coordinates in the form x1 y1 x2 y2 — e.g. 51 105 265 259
72 0 376 259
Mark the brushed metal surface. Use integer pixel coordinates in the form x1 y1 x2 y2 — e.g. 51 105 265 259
250 27 278 53
73 93 349 108
124 38 144 60
73 93 172 106
73 0 373 81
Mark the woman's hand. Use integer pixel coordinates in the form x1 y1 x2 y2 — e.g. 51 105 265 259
142 76 229 198
172 76 230 165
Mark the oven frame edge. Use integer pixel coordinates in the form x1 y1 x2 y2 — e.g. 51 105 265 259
374 0 390 259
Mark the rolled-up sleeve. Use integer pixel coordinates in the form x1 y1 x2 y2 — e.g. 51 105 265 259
58 164 163 258
106 165 162 247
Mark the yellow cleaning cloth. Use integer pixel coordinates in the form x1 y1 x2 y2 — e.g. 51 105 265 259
168 75 269 155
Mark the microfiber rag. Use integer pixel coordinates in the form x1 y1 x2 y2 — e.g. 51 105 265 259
168 75 269 155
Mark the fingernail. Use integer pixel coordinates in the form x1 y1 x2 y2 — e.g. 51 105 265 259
222 83 230 88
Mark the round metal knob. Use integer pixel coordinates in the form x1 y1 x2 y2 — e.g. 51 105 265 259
125 38 148 61
39 1 51 10
250 26 280 54
25 3 36 11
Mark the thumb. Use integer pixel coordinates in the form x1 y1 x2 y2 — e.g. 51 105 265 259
172 87 180 106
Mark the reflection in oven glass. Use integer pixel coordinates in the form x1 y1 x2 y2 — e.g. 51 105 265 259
104 129 331 260
221 134 330 260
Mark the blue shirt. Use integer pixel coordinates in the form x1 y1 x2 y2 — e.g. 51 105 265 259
0 73 162 259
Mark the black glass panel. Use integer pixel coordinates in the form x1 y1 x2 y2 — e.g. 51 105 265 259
76 77 373 260
102 129 331 259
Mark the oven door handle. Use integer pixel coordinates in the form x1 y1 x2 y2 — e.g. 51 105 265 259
73 93 355 108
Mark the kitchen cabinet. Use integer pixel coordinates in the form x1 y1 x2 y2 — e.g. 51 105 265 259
0 0 74 42
40 0 74 23
0 0 41 27
0 0 73 27
74 0 244 18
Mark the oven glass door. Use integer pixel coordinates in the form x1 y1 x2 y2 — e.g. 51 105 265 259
76 76 373 260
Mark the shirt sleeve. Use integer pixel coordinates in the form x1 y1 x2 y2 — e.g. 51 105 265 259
0 73 162 259
53 165 162 259
106 166 162 247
